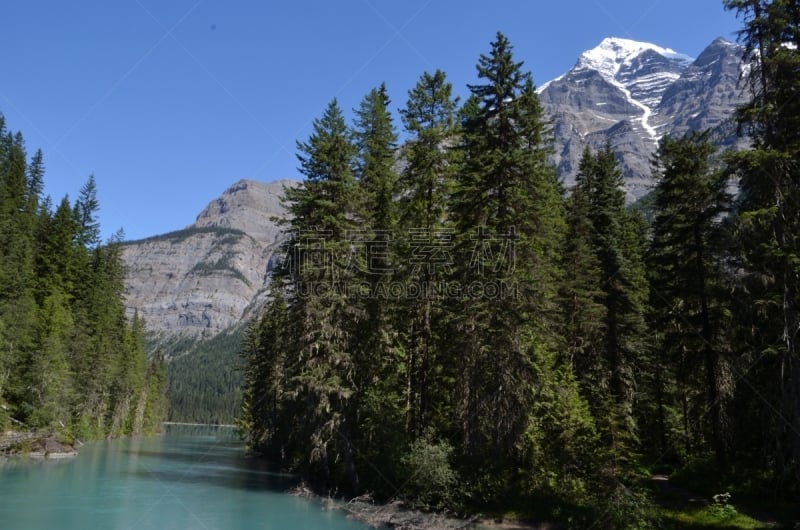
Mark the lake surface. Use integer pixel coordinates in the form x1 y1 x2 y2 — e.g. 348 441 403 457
0 425 370 530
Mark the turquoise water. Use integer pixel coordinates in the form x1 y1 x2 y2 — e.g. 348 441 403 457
0 426 369 530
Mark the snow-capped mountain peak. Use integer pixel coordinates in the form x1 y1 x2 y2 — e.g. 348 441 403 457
537 36 745 201
577 37 693 82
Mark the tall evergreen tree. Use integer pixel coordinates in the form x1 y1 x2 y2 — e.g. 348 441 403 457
561 147 609 409
279 99 362 490
562 145 649 470
35 196 77 303
399 70 460 229
350 84 410 486
26 149 44 215
589 145 650 468
239 283 288 453
0 113 166 440
396 70 460 436
450 32 568 497
724 0 800 486
74 174 101 249
649 133 733 469
354 82 398 231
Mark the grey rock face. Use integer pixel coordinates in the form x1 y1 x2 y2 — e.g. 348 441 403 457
193 179 289 244
539 36 747 199
122 179 295 343
122 37 749 346
655 38 747 145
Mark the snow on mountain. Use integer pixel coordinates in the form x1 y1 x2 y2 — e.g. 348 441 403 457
538 36 746 199
572 38 696 141
576 37 693 83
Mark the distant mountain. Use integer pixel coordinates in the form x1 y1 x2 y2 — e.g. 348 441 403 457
122 179 293 347
123 37 748 351
124 37 748 345
539 36 747 199
123 36 750 422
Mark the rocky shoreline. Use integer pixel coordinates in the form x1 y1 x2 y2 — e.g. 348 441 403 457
0 431 78 459
290 486 550 530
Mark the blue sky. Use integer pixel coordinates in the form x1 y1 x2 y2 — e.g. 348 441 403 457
2 1 742 241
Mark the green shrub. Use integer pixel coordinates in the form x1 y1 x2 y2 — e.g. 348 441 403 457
400 435 459 511
588 483 661 530
709 492 738 521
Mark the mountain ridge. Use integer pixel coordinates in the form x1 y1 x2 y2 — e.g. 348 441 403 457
123 179 296 344
538 35 746 198
123 35 748 347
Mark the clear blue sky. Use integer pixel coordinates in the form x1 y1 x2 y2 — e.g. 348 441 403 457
2 1 742 241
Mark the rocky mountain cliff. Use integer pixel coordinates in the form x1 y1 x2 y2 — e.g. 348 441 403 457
123 37 749 347
122 179 293 344
539 36 746 199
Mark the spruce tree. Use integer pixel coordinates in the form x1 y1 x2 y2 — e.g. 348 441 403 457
239 283 288 453
35 196 77 303
74 174 101 249
280 99 362 490
26 149 44 215
450 32 567 497
354 83 398 231
561 147 609 409
350 85 412 488
649 132 733 469
582 144 649 469
396 70 460 436
399 70 460 229
724 0 800 486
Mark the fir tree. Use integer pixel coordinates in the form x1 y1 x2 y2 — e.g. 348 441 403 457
396 70 460 436
581 144 649 468
561 147 609 409
0 113 167 440
450 32 567 498
280 99 362 490
724 0 800 486
649 132 733 469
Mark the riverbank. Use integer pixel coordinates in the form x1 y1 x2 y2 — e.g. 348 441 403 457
338 497 550 530
290 485 549 530
0 431 78 459
291 480 786 530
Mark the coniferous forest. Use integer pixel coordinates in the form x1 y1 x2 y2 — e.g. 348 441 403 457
239 2 800 524
0 116 168 440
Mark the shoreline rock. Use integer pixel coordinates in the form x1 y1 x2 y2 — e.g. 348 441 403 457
340 498 480 529
288 487 550 530
0 432 78 459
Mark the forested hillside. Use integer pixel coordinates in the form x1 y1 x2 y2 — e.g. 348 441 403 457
165 325 245 424
0 116 167 440
241 2 800 525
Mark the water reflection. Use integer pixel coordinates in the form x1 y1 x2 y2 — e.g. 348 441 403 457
0 425 368 530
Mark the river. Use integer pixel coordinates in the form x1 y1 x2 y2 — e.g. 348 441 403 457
0 425 370 530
